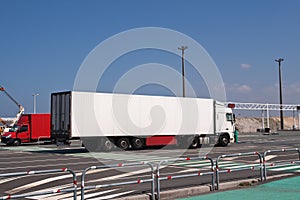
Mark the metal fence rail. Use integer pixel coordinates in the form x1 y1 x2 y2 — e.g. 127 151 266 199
215 152 263 190
155 156 214 200
81 161 155 200
2 148 300 200
263 148 300 180
0 168 77 200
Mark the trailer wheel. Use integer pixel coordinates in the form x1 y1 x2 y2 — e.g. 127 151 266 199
13 139 21 146
218 134 229 147
117 138 130 150
131 137 144 150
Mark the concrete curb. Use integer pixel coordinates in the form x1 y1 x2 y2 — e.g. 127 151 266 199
113 173 294 200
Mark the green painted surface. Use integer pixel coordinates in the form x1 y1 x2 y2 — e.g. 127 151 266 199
179 176 300 200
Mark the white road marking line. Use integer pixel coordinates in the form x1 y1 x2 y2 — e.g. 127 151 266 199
218 163 243 168
0 176 21 184
0 151 32 155
255 155 277 162
268 165 300 171
6 174 74 194
0 157 83 165
6 168 111 194
26 189 118 200
222 157 238 161
80 189 118 199
88 190 135 200
70 152 171 162
87 168 152 183
0 161 99 171
0 155 67 161
222 164 261 169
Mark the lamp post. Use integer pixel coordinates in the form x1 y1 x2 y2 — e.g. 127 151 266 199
32 93 39 114
178 46 188 97
275 58 284 130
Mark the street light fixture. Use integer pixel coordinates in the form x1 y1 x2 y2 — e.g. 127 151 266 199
275 58 284 130
178 46 188 97
32 93 39 114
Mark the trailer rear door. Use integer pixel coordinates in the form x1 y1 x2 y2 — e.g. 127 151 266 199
51 92 71 142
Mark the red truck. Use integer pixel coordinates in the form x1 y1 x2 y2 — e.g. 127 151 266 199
1 114 51 146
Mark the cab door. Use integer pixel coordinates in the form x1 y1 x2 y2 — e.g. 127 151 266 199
17 125 30 142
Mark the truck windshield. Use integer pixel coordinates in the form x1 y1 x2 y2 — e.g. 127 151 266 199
226 113 233 121
9 125 19 132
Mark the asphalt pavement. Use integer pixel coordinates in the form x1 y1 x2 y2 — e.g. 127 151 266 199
179 175 300 200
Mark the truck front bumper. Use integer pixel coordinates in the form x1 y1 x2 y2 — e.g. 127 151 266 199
1 136 13 144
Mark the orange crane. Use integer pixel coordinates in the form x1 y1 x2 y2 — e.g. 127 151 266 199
0 85 24 134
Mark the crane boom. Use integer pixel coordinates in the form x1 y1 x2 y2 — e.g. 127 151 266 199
0 86 21 108
0 85 24 129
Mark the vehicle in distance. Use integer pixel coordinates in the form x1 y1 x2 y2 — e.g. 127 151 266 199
51 91 236 151
1 114 51 146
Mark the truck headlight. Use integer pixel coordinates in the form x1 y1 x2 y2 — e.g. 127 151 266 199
5 134 12 138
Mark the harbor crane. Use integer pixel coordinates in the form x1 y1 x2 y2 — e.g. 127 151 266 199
0 85 24 134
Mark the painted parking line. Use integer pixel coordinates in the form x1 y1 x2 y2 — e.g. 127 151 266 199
268 164 300 171
69 151 172 162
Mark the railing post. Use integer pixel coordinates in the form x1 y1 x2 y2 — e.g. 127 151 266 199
156 160 167 200
81 166 94 200
215 155 221 190
205 156 215 191
263 150 268 181
147 162 156 200
66 168 77 200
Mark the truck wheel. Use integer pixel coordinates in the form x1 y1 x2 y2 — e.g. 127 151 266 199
13 139 21 146
131 137 144 150
117 138 130 150
189 137 199 149
218 134 229 147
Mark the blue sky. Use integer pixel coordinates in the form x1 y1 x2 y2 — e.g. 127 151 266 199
0 0 300 116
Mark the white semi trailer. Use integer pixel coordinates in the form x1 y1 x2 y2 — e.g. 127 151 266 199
51 91 235 151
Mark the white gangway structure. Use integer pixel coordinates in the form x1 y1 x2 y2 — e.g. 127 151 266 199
227 102 300 130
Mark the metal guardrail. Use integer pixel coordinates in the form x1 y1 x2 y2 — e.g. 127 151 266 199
263 148 300 180
1 149 300 199
81 162 155 200
155 156 214 200
0 168 77 200
215 152 263 190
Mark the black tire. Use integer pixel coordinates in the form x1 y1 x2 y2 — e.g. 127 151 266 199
117 137 130 150
218 134 229 147
131 137 144 150
13 139 21 146
177 136 198 149
189 137 199 149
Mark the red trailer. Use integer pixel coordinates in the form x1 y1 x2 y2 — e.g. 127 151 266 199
1 114 51 146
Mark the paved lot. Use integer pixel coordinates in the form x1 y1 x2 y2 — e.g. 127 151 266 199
0 131 300 199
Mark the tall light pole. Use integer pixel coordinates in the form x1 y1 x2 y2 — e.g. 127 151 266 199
32 93 39 114
275 58 284 130
178 46 188 97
